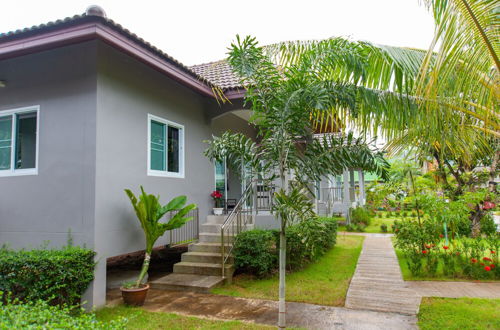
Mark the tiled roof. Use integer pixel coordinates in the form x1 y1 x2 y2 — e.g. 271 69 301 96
0 11 214 90
190 60 242 90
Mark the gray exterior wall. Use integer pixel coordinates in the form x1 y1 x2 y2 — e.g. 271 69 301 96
0 42 97 249
91 43 216 305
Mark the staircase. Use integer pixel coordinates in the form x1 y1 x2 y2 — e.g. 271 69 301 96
150 214 253 293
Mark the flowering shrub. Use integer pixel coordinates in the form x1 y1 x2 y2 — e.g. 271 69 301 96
394 221 499 280
210 190 223 208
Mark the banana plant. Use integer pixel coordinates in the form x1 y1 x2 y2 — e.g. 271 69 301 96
125 186 196 287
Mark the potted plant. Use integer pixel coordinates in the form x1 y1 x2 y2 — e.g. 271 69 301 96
122 186 196 306
211 190 224 215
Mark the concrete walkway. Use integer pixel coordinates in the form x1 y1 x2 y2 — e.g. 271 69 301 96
107 289 417 329
407 281 500 299
345 236 422 315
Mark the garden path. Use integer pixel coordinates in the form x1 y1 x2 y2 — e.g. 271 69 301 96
107 288 418 329
407 281 500 298
345 236 422 315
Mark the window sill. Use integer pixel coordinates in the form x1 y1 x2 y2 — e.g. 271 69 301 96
0 169 38 177
147 170 184 179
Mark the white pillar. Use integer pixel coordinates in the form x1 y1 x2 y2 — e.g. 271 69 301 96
358 170 366 206
343 170 350 220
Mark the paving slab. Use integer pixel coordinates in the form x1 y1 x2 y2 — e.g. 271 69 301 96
345 236 421 315
407 281 500 299
107 289 417 329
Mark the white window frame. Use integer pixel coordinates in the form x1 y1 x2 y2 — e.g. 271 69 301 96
0 105 40 177
147 114 185 178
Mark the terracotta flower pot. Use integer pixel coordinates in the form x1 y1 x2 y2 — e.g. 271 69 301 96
120 283 150 306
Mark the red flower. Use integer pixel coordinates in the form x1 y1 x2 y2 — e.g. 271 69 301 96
425 244 431 249
491 251 496 254
210 191 223 199
484 266 491 271
439 234 444 238
483 257 492 262
443 246 449 250
455 252 460 256
480 263 485 266
471 258 477 263
490 264 496 269
422 250 428 254
483 201 495 210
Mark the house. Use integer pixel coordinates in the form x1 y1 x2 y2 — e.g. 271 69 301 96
0 6 367 307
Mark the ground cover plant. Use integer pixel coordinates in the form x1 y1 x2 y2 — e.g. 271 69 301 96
212 235 364 306
96 305 273 330
0 245 95 306
418 297 500 330
0 299 126 329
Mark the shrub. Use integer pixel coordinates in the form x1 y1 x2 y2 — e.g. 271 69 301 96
0 299 125 329
380 224 388 232
350 207 372 226
480 213 497 235
233 229 277 277
0 246 95 306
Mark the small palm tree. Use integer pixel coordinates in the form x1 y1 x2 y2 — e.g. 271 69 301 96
124 186 196 288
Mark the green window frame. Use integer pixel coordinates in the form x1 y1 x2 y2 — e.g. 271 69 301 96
148 114 184 178
0 106 39 177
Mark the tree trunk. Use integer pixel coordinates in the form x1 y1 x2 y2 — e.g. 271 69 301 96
489 148 499 192
278 222 286 329
136 251 151 287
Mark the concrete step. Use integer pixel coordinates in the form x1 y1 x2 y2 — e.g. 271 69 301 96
206 215 226 224
200 223 253 234
181 251 233 264
199 233 234 243
188 242 231 253
173 261 234 277
150 273 225 293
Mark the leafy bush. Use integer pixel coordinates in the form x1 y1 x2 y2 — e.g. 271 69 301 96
0 299 125 329
233 229 277 277
480 213 497 235
380 224 388 232
350 207 372 226
235 218 337 275
0 246 95 306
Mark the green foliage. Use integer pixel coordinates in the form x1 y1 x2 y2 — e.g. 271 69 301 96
233 230 277 277
480 213 497 235
235 218 337 275
380 224 388 233
125 186 196 287
0 246 95 306
350 207 372 226
0 299 125 329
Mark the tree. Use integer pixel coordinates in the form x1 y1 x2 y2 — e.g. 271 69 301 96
206 35 389 328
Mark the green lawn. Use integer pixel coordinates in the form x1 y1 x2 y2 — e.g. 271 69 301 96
418 297 500 329
96 306 272 329
338 214 398 233
212 235 364 306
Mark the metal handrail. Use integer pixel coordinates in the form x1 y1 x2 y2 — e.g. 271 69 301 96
221 182 255 278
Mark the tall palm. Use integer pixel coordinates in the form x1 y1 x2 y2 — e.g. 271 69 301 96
206 35 389 329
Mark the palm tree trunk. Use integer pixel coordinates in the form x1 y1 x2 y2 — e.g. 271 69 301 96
136 251 151 287
278 164 286 329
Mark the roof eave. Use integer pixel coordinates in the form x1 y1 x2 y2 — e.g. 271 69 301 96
0 20 216 98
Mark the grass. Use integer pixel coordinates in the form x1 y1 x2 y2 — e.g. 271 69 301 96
211 235 364 306
96 305 273 329
337 213 398 233
418 297 500 329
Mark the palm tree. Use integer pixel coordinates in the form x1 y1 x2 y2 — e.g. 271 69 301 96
206 35 389 329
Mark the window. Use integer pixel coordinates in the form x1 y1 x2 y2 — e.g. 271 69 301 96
148 114 184 178
0 106 39 177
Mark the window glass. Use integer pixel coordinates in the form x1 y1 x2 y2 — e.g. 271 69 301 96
150 120 166 171
0 116 12 170
167 126 179 173
15 112 37 169
215 160 225 193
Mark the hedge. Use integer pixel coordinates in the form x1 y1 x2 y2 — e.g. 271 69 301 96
234 217 337 276
0 299 125 329
0 246 96 306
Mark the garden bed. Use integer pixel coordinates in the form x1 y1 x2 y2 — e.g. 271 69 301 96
418 297 500 329
212 235 364 306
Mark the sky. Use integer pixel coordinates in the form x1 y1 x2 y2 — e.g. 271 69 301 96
0 0 436 66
